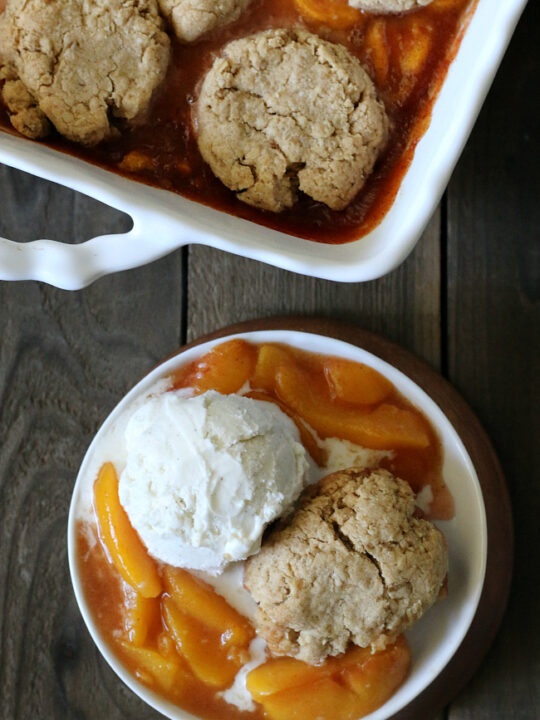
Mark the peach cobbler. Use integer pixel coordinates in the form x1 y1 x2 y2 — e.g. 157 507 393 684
74 339 453 720
1 0 477 242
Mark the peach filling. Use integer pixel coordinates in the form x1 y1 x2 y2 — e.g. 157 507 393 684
86 455 412 719
93 462 162 598
294 0 364 30
79 338 452 719
247 638 410 720
92 465 253 695
172 338 257 395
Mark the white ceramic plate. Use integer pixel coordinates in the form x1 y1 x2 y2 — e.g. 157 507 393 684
0 0 527 288
68 329 487 720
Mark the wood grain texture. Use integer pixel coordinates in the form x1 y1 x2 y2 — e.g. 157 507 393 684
445 4 539 719
0 166 184 720
187 208 441 370
0 165 132 242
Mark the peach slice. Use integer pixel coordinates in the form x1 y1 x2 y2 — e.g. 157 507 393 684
118 150 153 173
249 640 409 720
397 19 432 75
324 358 393 406
180 339 257 395
246 646 371 702
252 344 295 393
162 566 254 647
157 631 178 660
365 20 389 86
261 677 364 720
245 390 327 467
247 657 326 700
118 641 189 693
341 637 411 714
294 0 364 30
123 585 161 647
93 462 162 598
276 365 430 450
246 645 373 701
162 596 241 687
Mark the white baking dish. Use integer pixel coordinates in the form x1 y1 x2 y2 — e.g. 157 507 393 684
0 0 527 289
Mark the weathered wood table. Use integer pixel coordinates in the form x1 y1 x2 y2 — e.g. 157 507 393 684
0 4 537 719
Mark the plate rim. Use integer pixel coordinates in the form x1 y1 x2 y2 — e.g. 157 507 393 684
68 317 513 720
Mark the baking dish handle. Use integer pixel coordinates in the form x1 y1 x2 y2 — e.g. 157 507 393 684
0 221 186 290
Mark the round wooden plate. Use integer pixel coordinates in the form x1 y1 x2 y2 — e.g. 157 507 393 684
174 316 513 720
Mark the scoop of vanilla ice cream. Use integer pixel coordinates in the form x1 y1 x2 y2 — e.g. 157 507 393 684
118 390 308 573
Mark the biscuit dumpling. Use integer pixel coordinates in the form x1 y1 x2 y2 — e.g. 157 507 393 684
349 0 434 12
245 468 448 664
0 0 170 145
195 28 389 213
158 0 251 42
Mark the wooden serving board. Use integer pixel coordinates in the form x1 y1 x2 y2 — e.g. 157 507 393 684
173 316 513 720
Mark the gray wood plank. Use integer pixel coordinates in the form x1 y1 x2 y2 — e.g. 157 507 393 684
446 4 539 720
0 165 184 720
0 165 132 242
187 208 441 369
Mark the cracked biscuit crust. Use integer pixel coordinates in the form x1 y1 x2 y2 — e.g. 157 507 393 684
195 28 389 212
158 0 251 42
244 468 448 664
0 0 170 145
0 65 51 139
349 0 433 11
